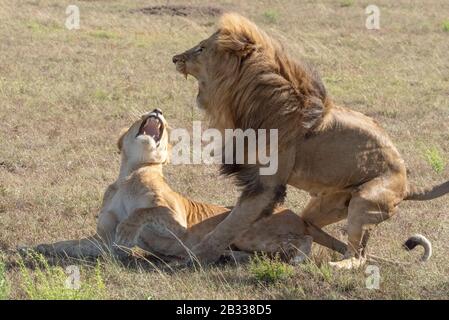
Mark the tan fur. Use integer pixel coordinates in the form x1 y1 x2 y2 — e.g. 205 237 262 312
172 13 448 268
33 112 347 262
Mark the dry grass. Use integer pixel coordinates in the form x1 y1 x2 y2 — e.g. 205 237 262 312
0 0 448 299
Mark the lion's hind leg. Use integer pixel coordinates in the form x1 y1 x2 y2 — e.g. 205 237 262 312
329 177 403 270
300 192 351 228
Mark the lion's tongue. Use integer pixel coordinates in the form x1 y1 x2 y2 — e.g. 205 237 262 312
143 118 160 138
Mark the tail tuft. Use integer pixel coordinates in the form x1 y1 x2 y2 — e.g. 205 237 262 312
403 234 432 262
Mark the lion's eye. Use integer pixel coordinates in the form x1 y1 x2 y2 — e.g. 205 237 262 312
195 46 204 54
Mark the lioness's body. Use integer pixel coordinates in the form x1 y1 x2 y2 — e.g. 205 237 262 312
34 110 345 262
111 163 328 261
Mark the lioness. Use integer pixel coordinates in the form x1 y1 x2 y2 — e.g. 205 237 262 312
172 13 448 268
33 109 361 263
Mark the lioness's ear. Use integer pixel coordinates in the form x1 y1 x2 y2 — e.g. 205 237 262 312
117 127 129 152
163 143 172 164
163 126 172 164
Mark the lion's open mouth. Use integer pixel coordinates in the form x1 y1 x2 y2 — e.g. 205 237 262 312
137 115 164 143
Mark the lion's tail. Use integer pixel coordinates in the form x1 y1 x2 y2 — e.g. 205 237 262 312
403 234 432 262
405 180 449 201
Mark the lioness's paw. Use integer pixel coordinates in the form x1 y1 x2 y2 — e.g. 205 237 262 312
328 257 366 270
18 244 51 256
290 253 308 265
17 245 34 256
115 223 138 248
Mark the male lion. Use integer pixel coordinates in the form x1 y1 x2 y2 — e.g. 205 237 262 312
172 13 448 268
33 109 365 263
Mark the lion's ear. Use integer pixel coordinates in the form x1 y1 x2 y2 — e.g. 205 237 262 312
217 32 256 58
302 97 325 130
117 127 129 152
217 13 261 58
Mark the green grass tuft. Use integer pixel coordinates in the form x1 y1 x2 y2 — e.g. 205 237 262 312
18 253 106 300
0 185 8 197
442 20 449 32
26 20 61 33
94 89 109 101
300 261 333 282
0 256 9 300
340 0 355 7
249 254 293 283
424 146 445 174
263 10 279 24
88 30 119 39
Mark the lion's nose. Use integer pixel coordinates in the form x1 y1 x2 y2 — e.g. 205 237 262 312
153 108 163 115
172 54 184 64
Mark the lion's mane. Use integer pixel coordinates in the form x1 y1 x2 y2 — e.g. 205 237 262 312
204 13 332 145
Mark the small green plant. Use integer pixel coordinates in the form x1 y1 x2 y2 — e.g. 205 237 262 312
442 20 449 32
88 30 119 40
249 253 293 283
340 0 355 7
0 256 10 299
379 109 398 119
94 89 109 101
300 261 333 282
263 10 279 24
27 21 45 33
18 252 106 300
26 20 61 34
0 185 8 197
424 146 445 174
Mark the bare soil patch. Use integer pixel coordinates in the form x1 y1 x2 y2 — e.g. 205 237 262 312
136 5 223 17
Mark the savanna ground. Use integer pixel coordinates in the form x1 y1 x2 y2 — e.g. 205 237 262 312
0 0 448 300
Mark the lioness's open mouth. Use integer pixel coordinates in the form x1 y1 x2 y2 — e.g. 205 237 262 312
137 115 164 143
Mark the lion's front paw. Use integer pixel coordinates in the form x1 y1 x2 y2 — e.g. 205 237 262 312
187 242 222 266
115 222 138 249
